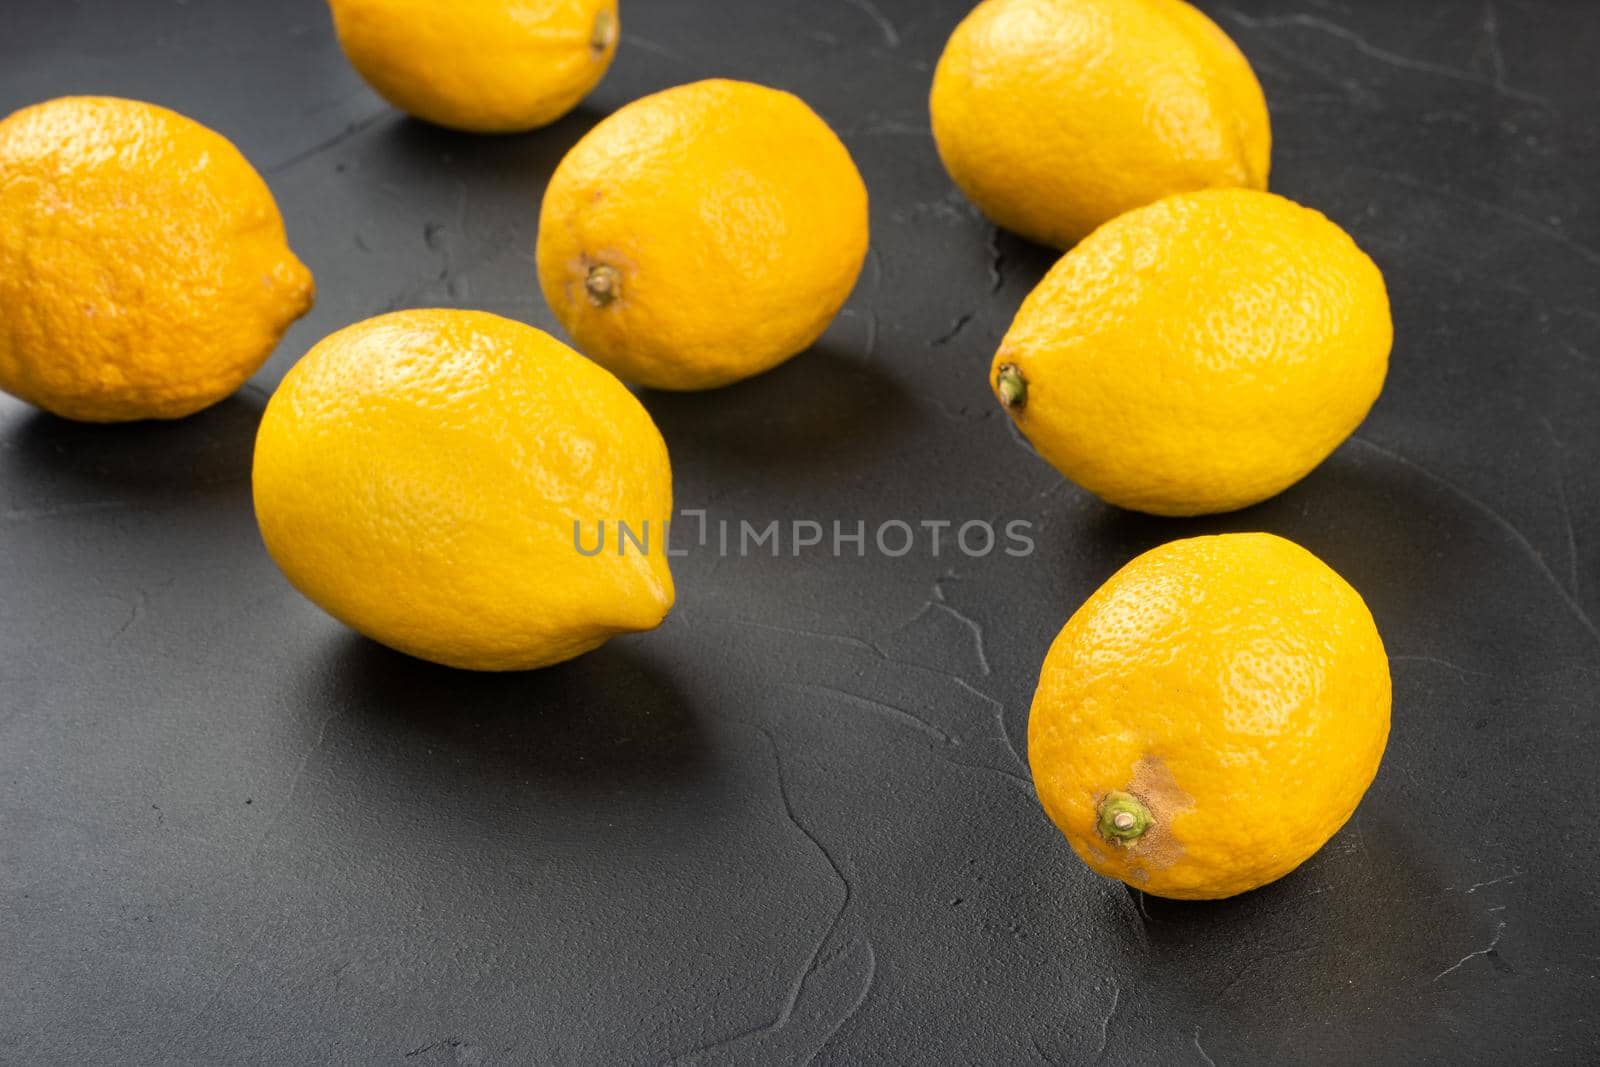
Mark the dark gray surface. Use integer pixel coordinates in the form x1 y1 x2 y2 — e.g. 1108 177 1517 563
3 0 1598 1063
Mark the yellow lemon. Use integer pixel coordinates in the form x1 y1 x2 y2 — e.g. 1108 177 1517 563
1029 533 1390 900
0 96 313 422
252 309 674 671
537 79 870 390
930 0 1270 249
992 189 1391 516
328 0 619 133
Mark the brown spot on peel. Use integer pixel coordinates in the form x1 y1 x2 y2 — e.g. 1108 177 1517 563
1100 755 1194 878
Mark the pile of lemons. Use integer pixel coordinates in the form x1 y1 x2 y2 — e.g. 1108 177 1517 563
0 0 1397 901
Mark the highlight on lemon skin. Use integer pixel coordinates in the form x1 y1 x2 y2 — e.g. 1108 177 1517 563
930 0 1270 249
992 188 1391 517
251 309 675 673
0 96 314 423
536 78 870 391
327 0 621 133
1028 532 1391 900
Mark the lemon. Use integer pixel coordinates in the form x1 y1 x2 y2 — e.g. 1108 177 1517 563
537 79 870 390
1030 533 1390 900
252 309 674 671
930 0 1270 249
328 0 619 133
0 96 314 422
992 189 1391 516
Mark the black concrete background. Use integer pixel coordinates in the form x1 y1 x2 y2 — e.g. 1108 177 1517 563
3 0 1598 1062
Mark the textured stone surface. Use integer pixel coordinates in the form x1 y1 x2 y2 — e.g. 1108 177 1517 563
3 0 1597 1061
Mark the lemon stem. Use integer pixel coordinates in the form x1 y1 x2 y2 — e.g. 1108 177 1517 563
1097 791 1153 844
591 10 617 54
586 264 620 307
996 363 1027 411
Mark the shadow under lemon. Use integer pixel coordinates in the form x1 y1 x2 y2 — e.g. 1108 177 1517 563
375 103 610 185
296 633 708 798
0 388 265 503
1099 810 1468 1063
639 341 918 485
1049 440 1426 595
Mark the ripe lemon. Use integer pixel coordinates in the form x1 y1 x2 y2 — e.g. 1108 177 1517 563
252 309 674 672
1029 533 1390 900
992 189 1391 516
0 96 314 422
537 79 870 390
328 0 619 133
930 0 1270 249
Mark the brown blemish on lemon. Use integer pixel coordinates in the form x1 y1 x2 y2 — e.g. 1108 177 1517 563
1097 756 1193 880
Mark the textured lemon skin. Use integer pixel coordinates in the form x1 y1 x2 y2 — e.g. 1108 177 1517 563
328 0 618 133
1029 533 1391 900
0 97 313 422
537 79 870 391
930 0 1270 249
252 310 674 672
994 189 1391 516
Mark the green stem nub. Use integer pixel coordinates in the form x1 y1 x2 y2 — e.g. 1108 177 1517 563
591 10 617 54
996 363 1027 412
1097 791 1154 844
586 264 620 307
